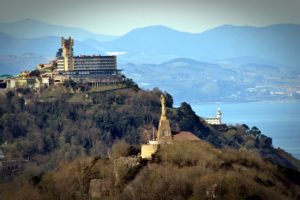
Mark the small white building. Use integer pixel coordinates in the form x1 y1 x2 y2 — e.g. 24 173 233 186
204 108 222 125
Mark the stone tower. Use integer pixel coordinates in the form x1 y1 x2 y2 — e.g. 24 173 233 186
157 94 172 144
61 37 74 71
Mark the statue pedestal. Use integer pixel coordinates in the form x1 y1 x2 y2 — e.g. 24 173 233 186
157 118 173 144
141 143 159 160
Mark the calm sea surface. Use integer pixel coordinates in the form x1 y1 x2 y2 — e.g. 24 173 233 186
191 101 300 159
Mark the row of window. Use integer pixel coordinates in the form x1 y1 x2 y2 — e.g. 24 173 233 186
74 57 115 60
63 70 118 75
74 61 115 64
74 63 115 66
75 66 116 70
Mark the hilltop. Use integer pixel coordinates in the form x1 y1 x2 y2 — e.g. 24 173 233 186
0 85 299 168
0 84 299 199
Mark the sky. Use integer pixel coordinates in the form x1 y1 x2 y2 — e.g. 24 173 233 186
0 0 300 35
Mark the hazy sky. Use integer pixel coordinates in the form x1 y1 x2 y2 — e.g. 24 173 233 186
0 0 299 35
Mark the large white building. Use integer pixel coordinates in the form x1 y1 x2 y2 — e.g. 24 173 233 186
56 37 122 86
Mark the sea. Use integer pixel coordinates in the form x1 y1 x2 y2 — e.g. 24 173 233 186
191 101 300 159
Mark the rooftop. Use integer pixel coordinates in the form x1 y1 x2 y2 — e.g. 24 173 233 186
173 131 201 141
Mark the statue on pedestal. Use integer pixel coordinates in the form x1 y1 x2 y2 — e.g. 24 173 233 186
157 94 172 144
160 94 167 120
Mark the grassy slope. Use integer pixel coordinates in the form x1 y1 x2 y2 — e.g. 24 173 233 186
1 140 300 200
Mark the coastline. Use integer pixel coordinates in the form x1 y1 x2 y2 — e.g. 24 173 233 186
191 101 300 159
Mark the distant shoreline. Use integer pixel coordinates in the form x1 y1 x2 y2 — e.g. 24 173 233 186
192 101 300 159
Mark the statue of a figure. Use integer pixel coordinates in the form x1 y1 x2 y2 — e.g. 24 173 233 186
160 94 167 119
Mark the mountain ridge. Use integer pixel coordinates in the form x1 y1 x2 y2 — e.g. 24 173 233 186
0 18 118 41
100 23 300 67
0 19 299 67
0 33 102 56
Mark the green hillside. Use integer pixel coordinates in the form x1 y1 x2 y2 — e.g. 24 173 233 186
0 85 299 199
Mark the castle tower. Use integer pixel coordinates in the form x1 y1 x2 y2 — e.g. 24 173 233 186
61 37 74 71
157 94 173 144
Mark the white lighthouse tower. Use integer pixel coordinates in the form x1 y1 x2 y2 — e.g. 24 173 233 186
216 107 222 124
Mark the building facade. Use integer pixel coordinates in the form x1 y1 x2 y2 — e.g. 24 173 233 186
5 71 37 89
74 55 116 70
57 37 123 87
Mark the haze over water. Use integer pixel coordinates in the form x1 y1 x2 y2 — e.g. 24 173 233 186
192 101 300 159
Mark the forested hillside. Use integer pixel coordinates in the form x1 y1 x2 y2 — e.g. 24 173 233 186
0 85 300 199
1 141 300 200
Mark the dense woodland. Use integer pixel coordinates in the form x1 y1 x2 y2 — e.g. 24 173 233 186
0 83 300 199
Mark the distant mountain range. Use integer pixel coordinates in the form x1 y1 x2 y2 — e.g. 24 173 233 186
0 18 118 41
0 32 101 56
101 24 300 68
0 19 299 102
0 19 299 68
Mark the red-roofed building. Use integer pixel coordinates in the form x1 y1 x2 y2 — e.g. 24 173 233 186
173 131 201 141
